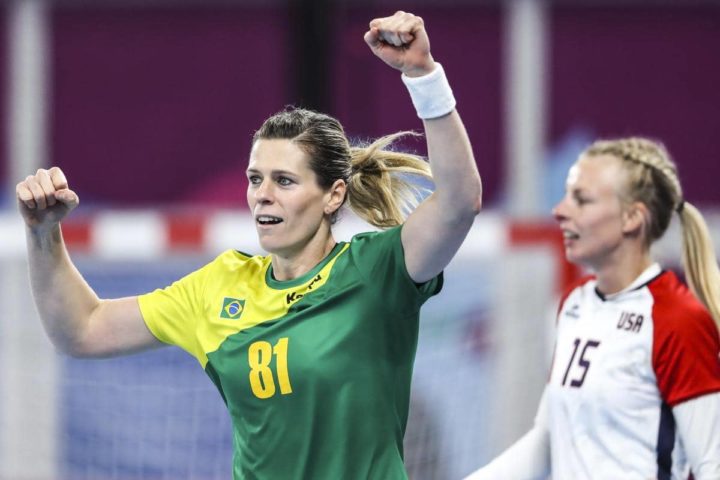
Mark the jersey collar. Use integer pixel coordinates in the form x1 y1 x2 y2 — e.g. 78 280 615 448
595 263 663 301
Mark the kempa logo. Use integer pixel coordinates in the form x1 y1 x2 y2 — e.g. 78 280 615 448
220 297 245 319
286 274 322 305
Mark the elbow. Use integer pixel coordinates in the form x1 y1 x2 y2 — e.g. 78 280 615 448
45 325 97 358
449 194 482 227
464 175 483 216
52 336 93 358
463 182 483 218
65 344 96 359
438 186 482 225
470 189 483 216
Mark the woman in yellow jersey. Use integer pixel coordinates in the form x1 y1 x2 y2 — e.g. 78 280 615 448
16 11 481 479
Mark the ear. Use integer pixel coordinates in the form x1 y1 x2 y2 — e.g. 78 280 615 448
622 201 649 237
324 179 347 215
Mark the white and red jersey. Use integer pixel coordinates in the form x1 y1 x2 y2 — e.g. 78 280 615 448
545 263 720 480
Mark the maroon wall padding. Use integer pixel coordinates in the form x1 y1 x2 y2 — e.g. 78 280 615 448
0 8 6 189
332 6 504 204
551 6 720 205
51 7 290 208
47 5 719 208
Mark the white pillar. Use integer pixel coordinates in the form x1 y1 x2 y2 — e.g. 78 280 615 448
1 1 56 477
0 257 59 478
504 0 549 218
490 246 556 451
490 0 552 455
6 0 50 194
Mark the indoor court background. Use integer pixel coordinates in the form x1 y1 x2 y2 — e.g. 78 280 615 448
0 1 719 479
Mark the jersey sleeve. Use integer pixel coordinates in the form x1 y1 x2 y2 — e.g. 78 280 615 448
349 225 443 308
137 259 215 361
673 392 720 479
651 278 720 406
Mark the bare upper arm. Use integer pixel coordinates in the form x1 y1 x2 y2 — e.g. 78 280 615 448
73 296 164 358
401 193 477 283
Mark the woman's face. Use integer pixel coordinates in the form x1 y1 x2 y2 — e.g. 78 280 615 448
246 138 334 256
552 154 631 269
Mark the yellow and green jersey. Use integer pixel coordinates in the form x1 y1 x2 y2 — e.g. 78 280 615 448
138 226 442 479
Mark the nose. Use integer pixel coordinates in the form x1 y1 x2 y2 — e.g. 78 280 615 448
252 179 274 204
552 196 569 223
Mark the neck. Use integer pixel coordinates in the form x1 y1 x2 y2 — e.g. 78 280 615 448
270 230 337 281
593 246 653 296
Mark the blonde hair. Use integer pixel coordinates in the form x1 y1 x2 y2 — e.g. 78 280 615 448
254 107 433 228
348 131 432 228
585 137 720 326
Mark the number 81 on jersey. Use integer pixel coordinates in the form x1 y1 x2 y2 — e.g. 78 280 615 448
248 337 293 399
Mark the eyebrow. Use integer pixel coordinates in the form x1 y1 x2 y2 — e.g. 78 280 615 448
245 168 301 181
246 168 298 177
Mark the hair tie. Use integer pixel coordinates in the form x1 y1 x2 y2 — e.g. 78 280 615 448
676 200 685 214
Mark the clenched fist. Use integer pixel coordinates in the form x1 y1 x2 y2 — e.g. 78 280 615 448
364 11 435 78
16 167 79 230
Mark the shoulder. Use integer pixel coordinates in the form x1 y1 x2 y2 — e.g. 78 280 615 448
648 270 720 405
213 249 268 271
345 226 403 259
648 270 716 337
349 226 400 245
168 249 269 291
557 274 595 313
196 249 271 287
346 225 442 299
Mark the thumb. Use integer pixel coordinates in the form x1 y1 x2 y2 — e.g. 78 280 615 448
54 188 80 211
363 27 382 50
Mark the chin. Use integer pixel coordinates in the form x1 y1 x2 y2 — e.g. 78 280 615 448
563 248 586 267
256 234 279 253
259 241 281 255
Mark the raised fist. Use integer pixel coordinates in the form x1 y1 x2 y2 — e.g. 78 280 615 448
364 11 435 78
16 167 79 230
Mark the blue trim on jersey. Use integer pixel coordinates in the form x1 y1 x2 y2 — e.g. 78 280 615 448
656 401 676 480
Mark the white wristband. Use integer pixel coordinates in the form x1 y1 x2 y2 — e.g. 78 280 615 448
401 62 456 120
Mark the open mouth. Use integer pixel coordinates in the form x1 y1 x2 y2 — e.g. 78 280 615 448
562 230 579 240
256 215 283 225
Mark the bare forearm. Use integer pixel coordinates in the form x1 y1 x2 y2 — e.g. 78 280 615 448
26 224 100 353
424 110 482 220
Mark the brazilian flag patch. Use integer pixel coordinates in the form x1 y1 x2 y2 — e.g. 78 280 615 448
220 297 245 320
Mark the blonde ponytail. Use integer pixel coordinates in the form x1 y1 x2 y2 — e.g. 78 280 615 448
678 202 720 326
347 131 433 228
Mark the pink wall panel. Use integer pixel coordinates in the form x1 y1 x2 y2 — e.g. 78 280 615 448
0 8 6 189
332 6 504 204
551 6 720 205
51 7 289 208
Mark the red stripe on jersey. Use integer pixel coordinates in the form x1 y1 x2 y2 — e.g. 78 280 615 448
650 271 720 406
